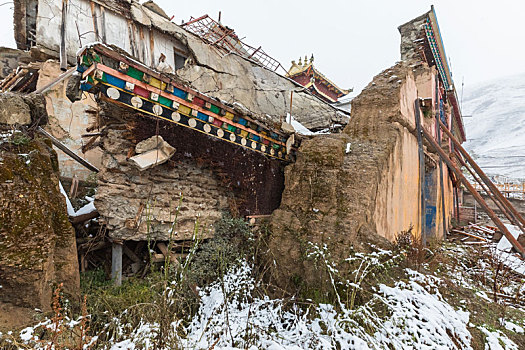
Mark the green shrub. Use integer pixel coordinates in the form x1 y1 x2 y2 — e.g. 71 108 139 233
186 214 252 287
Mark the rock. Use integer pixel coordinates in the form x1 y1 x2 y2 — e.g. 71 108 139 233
135 134 168 154
280 121 295 134
0 138 80 330
0 92 32 125
21 93 48 125
0 47 31 79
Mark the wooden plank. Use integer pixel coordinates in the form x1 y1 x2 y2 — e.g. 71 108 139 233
469 224 495 235
451 229 488 242
123 245 141 263
440 120 525 232
157 242 180 265
81 134 100 153
89 1 99 40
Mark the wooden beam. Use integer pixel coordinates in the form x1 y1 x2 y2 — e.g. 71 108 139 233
414 100 427 242
89 1 99 40
60 0 69 71
37 127 99 173
70 210 99 225
111 241 123 286
91 44 278 135
35 67 76 94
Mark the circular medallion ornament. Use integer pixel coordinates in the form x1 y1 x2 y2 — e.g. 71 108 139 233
229 133 236 142
171 112 181 122
107 87 120 100
204 124 212 133
270 148 275 156
131 96 143 108
278 151 283 158
217 129 224 138
241 137 247 146
188 118 197 128
251 141 257 149
261 145 266 152
152 104 163 116
208 116 214 123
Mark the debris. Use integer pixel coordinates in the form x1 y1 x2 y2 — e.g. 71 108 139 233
129 135 176 171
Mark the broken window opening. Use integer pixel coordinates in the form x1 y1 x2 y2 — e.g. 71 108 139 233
173 46 188 71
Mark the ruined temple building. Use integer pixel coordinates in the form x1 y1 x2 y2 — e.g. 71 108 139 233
2 0 477 308
286 55 352 103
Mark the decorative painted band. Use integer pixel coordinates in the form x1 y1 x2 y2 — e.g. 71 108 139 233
95 83 288 161
81 44 289 143
82 62 287 147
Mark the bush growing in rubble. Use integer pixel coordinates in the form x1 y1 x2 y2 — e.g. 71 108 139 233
186 213 253 286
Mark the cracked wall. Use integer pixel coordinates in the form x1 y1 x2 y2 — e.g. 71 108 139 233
267 62 455 290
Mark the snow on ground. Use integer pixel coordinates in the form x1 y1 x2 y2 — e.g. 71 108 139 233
494 224 525 275
106 262 474 350
478 326 519 350
462 72 525 179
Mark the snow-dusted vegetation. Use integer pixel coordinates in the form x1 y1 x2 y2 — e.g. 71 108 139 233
1 227 523 350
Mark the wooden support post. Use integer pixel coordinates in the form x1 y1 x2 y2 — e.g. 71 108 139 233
435 81 448 237
111 240 123 286
60 0 68 71
414 99 427 243
89 1 99 40
421 127 525 258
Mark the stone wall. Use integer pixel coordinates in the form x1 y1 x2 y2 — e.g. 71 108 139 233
95 106 285 241
96 128 231 241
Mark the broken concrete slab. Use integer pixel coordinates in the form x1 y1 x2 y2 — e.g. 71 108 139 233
129 135 176 171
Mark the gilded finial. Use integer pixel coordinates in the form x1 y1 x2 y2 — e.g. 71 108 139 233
291 60 296 66
298 57 302 65
304 55 308 66
310 54 314 64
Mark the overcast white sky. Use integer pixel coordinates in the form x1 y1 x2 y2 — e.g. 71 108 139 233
1 0 524 96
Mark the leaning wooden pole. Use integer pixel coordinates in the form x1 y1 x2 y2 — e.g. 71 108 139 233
439 120 525 232
421 128 525 258
414 100 427 243
455 152 524 231
37 127 99 173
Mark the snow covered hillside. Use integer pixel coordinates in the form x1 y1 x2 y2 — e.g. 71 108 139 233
462 72 525 179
